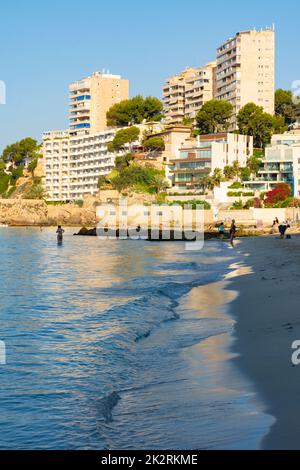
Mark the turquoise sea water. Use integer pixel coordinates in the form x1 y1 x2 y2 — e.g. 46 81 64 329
0 228 272 449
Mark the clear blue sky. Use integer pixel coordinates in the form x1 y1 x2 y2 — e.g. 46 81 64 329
0 0 299 151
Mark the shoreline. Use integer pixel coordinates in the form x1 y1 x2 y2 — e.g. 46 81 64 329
227 235 300 449
176 275 273 450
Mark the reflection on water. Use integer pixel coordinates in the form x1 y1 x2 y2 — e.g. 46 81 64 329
0 228 272 449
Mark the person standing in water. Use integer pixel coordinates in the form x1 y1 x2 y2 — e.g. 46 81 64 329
56 225 65 244
229 220 237 247
218 222 225 240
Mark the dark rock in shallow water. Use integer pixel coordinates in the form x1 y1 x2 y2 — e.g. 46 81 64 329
74 227 225 241
74 227 97 236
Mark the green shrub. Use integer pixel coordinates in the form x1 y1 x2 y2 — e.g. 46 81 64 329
111 163 163 194
231 200 244 210
74 200 84 208
169 200 211 210
228 182 243 189
5 186 16 198
46 201 68 206
10 165 24 184
243 199 255 209
27 158 38 174
24 183 46 199
260 192 266 201
0 173 10 194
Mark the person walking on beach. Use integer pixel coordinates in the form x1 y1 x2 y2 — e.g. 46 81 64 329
278 223 290 239
229 220 237 247
56 225 65 244
218 222 225 240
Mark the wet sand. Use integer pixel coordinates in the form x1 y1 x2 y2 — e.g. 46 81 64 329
174 279 273 449
228 235 300 449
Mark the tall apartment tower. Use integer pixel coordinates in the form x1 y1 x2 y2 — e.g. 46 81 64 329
163 62 216 125
69 71 129 134
216 28 275 123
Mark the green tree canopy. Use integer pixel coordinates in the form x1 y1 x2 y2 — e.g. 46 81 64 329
275 89 298 126
115 153 134 170
107 96 163 127
237 103 287 148
108 126 140 152
110 163 164 193
2 138 39 165
196 100 233 134
239 167 251 181
143 137 165 152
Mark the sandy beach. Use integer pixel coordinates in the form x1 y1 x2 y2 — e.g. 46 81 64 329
228 234 300 449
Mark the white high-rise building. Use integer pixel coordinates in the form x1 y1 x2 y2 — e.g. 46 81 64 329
216 27 275 123
43 129 116 201
162 62 216 124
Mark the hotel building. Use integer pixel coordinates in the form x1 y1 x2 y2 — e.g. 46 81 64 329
169 133 253 190
69 71 129 134
162 62 216 125
43 130 71 201
43 129 116 201
43 69 129 200
216 28 275 123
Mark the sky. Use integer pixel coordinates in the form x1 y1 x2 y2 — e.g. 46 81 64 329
0 0 300 151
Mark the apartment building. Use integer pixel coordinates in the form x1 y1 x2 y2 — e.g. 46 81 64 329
245 133 300 197
43 129 116 201
163 63 216 125
216 28 275 122
169 133 253 190
43 130 71 201
68 131 115 200
184 62 217 120
69 71 129 134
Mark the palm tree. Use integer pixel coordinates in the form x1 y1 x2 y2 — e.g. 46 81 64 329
150 175 169 194
196 175 215 192
223 165 235 181
232 160 240 180
211 168 223 187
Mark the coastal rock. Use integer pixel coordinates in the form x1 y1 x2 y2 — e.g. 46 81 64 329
0 199 97 226
0 199 48 226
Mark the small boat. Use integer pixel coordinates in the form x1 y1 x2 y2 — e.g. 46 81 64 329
0 224 9 228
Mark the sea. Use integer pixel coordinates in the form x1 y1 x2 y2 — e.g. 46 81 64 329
0 227 273 449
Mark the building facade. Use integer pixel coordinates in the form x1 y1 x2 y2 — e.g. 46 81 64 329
43 129 116 201
69 72 129 134
184 62 217 120
245 133 300 197
43 130 71 201
162 63 216 125
169 133 253 190
216 28 275 122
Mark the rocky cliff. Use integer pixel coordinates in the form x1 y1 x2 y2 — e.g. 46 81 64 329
0 199 97 226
